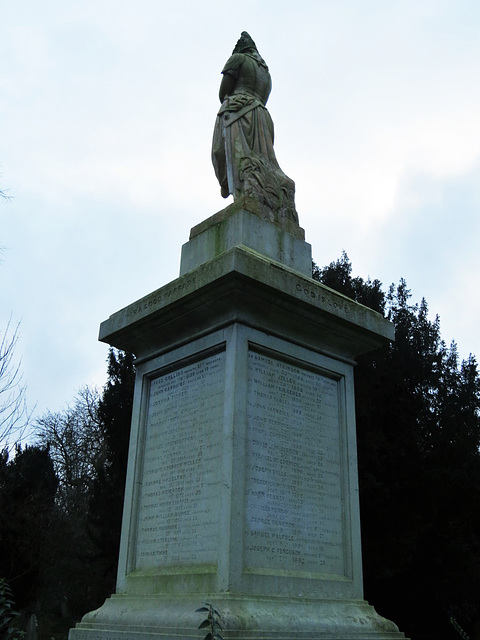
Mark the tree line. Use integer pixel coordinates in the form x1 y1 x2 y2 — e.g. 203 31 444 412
1 253 479 640
314 253 480 640
0 350 135 638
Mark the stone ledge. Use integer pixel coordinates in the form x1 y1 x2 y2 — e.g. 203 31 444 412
98 247 394 365
190 196 305 241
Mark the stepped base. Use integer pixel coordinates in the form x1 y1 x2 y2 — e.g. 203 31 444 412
70 594 407 640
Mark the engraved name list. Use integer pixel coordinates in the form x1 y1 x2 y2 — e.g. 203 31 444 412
135 351 225 569
244 351 345 577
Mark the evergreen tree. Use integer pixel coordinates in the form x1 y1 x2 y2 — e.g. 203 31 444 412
313 251 385 313
85 349 135 601
35 387 106 623
314 254 480 640
31 350 135 628
0 445 58 611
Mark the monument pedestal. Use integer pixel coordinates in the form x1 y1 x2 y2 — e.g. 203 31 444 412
70 203 407 640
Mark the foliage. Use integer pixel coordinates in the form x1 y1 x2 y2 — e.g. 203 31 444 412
36 386 103 513
31 348 135 625
0 579 24 640
2 250 478 640
450 616 471 640
314 252 480 640
34 387 108 620
86 348 135 598
313 250 385 314
0 348 135 639
196 604 224 640
0 446 58 611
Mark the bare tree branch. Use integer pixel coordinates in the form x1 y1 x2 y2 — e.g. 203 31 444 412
0 185 12 201
0 318 33 451
35 386 104 512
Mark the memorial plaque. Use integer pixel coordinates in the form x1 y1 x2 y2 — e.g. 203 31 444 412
135 350 225 569
244 350 345 576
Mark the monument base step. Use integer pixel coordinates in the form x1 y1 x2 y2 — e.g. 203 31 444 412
70 594 408 640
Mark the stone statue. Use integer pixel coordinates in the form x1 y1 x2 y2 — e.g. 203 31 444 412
212 32 299 225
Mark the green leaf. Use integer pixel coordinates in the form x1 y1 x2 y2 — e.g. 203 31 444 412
195 607 210 613
198 620 210 630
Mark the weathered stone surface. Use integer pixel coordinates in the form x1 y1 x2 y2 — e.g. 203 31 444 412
135 351 224 570
71 208 408 640
111 324 362 600
72 595 405 640
99 245 393 363
212 32 298 225
180 197 310 276
244 351 345 578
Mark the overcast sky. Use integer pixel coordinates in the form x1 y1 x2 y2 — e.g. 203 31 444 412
2 0 480 438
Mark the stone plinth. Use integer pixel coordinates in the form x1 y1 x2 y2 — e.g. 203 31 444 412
180 196 311 277
69 206 407 640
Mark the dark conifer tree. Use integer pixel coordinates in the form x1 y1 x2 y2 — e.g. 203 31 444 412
0 445 58 610
85 349 135 602
27 351 135 632
314 254 480 640
313 251 385 313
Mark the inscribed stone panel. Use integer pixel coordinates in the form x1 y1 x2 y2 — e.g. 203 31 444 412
135 351 225 569
244 350 345 576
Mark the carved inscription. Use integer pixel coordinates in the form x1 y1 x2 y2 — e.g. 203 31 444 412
125 276 198 322
244 351 345 575
295 282 351 316
135 351 224 569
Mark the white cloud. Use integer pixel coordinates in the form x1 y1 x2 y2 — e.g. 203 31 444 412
2 0 480 422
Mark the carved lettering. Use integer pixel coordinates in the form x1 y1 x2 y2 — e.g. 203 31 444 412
295 282 351 315
135 352 224 569
126 276 198 320
244 351 345 575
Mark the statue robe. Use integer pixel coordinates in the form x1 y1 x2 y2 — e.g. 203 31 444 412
212 52 298 224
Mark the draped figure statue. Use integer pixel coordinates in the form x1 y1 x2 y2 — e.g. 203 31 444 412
212 32 299 225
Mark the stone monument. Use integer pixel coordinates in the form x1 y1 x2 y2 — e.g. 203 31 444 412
70 33 408 640
212 31 297 226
